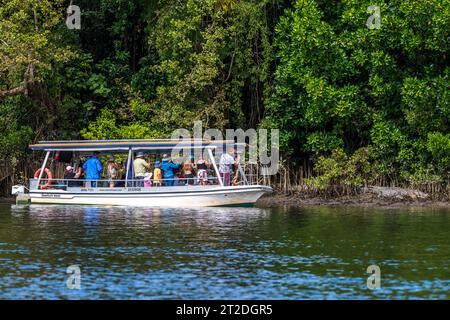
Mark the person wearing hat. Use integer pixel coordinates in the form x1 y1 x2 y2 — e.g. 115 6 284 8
133 152 151 187
161 154 180 186
153 161 163 187
65 165 84 188
64 166 75 187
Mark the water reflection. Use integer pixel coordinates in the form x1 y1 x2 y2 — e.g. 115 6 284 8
0 204 449 299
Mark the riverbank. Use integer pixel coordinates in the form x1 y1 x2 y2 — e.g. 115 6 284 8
2 192 449 208
257 192 450 209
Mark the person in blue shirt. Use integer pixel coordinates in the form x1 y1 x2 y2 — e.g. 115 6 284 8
160 154 180 186
83 152 103 188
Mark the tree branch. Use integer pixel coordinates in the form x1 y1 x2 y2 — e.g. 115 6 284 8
0 85 27 99
0 63 35 100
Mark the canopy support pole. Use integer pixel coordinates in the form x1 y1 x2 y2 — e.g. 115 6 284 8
238 164 248 185
125 148 132 186
36 151 50 188
207 148 223 187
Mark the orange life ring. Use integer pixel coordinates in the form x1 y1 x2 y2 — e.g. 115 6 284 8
34 168 53 190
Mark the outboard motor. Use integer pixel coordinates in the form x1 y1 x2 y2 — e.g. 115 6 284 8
11 185 25 195
12 185 30 204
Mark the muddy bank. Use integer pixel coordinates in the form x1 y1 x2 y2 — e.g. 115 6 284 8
257 192 450 209
0 197 14 204
2 192 449 208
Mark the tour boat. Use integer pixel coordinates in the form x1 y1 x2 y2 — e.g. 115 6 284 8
12 139 272 207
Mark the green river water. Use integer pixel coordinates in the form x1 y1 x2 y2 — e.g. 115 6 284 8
0 203 448 299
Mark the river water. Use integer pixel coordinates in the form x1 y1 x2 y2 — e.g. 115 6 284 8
0 203 448 299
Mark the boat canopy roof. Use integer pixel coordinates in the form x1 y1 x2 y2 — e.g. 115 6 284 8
29 139 238 152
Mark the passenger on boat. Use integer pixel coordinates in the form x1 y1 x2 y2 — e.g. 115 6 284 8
161 154 180 186
144 172 153 187
133 152 151 187
196 157 209 185
153 161 163 187
83 152 103 188
115 162 125 188
219 147 240 186
64 166 75 184
106 156 119 188
182 161 195 185
73 166 84 187
64 166 84 187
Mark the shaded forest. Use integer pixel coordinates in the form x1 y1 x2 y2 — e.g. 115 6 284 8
0 0 449 197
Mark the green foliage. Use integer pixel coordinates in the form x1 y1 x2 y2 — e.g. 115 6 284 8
0 0 76 85
265 0 450 184
75 0 279 138
0 97 34 159
306 147 374 192
426 132 450 176
306 132 343 155
0 0 448 195
81 109 163 140
401 166 443 186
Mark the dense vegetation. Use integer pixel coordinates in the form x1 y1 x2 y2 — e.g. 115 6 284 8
0 0 449 196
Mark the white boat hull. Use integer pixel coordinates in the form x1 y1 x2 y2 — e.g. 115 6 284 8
28 185 272 207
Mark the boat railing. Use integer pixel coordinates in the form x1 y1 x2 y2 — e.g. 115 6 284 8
29 177 227 190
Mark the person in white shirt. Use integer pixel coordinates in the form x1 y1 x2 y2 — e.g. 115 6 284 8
219 147 239 186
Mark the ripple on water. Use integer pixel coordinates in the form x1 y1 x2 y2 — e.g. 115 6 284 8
0 204 449 299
